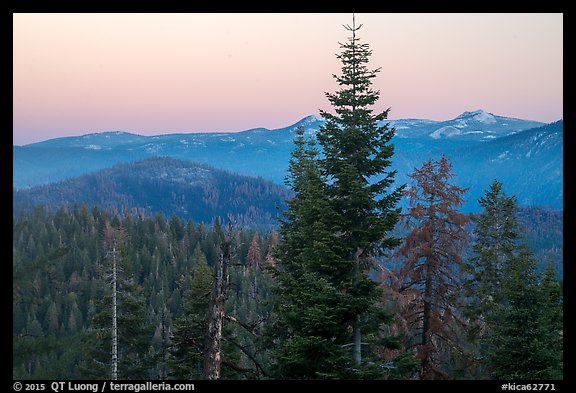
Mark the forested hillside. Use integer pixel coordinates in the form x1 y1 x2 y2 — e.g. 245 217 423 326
13 157 291 229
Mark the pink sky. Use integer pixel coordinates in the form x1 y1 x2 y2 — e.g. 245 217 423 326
13 13 563 145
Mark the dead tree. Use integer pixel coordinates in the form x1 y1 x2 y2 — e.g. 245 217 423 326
203 222 232 380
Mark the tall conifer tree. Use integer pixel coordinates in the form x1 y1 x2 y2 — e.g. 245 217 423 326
485 247 548 379
316 15 404 368
169 248 214 379
272 14 403 379
272 127 351 379
470 182 564 380
468 180 521 320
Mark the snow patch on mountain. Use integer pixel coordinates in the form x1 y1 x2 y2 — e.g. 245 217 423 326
430 126 461 139
454 119 468 128
472 110 497 124
456 109 497 124
492 150 510 162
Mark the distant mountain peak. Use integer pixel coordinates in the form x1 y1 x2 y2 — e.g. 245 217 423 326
80 130 140 138
456 109 497 124
297 114 325 125
458 109 488 117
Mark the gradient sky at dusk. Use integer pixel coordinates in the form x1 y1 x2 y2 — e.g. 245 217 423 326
13 13 563 145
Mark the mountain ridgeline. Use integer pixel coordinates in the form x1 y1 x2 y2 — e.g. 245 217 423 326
13 157 291 229
13 110 562 212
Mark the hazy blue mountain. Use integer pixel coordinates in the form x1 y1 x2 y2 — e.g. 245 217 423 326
390 109 544 141
391 120 563 211
13 157 291 229
13 110 560 211
451 120 563 209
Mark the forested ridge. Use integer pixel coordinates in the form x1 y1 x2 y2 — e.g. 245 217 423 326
14 157 291 230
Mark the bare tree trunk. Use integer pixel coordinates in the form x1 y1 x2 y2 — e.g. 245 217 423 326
203 235 231 380
420 256 433 379
111 242 118 380
103 220 125 381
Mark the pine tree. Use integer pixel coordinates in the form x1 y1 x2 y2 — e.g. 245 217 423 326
271 126 352 379
80 218 153 379
470 182 563 380
396 155 470 379
271 15 404 379
537 259 563 379
484 246 545 379
315 14 404 371
464 180 523 378
469 180 521 320
169 248 214 379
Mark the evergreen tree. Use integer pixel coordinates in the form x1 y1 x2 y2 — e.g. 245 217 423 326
315 14 404 371
536 259 563 380
79 219 153 379
272 15 404 379
465 180 523 378
484 247 546 379
470 182 563 379
169 248 214 379
271 126 352 379
469 180 521 319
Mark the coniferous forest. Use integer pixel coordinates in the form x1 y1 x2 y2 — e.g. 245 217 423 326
13 17 562 381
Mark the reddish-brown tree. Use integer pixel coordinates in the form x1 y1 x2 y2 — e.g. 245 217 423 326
264 230 279 268
246 233 262 270
246 232 263 299
396 155 470 379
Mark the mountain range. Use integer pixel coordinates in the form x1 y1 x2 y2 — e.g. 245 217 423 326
13 109 562 211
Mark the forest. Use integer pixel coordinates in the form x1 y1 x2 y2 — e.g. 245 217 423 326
13 205 277 379
12 187 563 380
13 17 562 381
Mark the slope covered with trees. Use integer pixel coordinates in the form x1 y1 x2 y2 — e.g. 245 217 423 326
13 157 291 229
